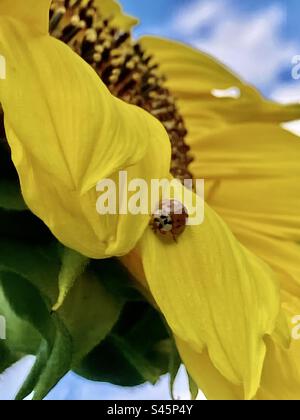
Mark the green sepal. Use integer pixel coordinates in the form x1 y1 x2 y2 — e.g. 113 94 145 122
188 373 199 400
76 302 171 387
168 338 181 400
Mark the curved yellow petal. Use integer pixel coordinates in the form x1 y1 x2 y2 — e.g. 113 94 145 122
178 308 300 400
189 123 300 296
0 0 51 34
139 36 300 148
139 37 300 399
177 295 298 400
176 338 244 400
0 8 170 258
257 292 300 400
94 0 138 30
228 226 300 298
190 124 300 240
138 180 285 400
140 36 300 296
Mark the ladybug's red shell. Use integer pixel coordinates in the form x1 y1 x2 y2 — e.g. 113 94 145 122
151 199 188 241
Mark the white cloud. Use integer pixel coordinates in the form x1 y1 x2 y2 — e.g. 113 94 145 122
141 0 297 90
170 0 225 36
271 82 300 104
195 5 295 87
179 1 296 88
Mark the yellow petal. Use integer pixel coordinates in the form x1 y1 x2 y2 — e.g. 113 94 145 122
140 36 300 297
177 296 296 400
257 291 300 400
139 35 300 400
228 227 300 298
190 124 300 240
139 36 300 147
0 11 170 258
138 180 284 400
0 0 51 34
176 337 244 400
94 0 138 30
177 316 299 400
189 123 300 296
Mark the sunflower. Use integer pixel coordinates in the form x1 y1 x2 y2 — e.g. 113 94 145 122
0 0 300 400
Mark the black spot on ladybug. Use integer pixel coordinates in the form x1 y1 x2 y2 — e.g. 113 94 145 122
150 199 188 241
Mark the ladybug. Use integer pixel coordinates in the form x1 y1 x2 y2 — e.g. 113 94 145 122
150 199 188 241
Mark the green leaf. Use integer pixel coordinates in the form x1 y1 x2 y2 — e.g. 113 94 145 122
58 271 123 365
0 271 55 342
16 341 50 400
0 240 60 303
76 302 170 386
0 179 27 211
110 334 161 385
76 337 145 386
0 271 69 400
16 326 72 401
0 341 19 373
0 285 41 357
32 325 72 401
0 239 122 350
0 239 123 399
90 258 143 302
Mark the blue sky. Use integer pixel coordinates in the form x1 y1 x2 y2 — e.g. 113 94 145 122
122 0 300 99
1 0 300 400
